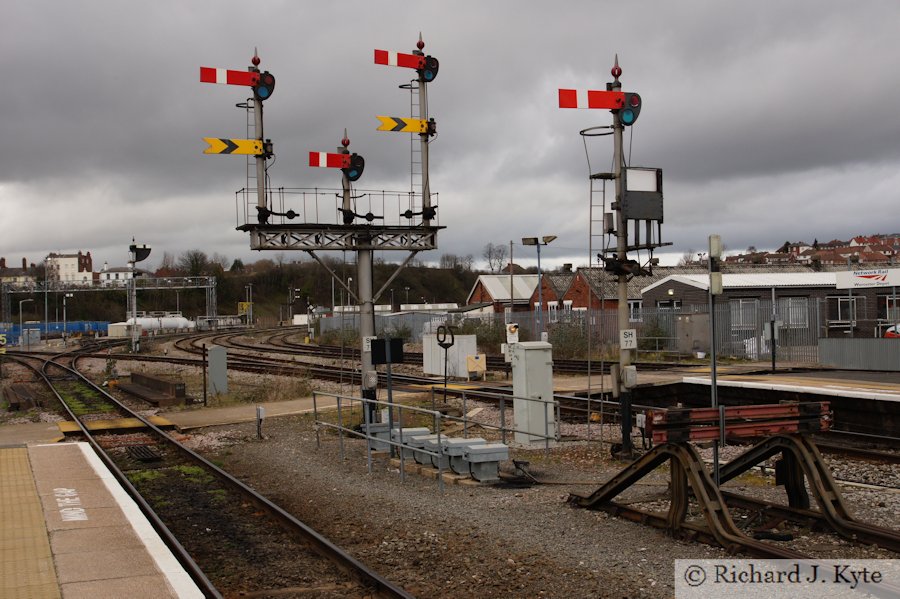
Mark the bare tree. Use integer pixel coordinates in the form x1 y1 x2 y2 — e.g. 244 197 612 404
676 249 695 267
210 252 230 269
439 253 474 271
158 251 176 272
482 242 509 272
177 250 208 276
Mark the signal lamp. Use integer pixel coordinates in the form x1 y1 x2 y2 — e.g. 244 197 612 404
418 56 439 82
618 92 641 126
342 153 365 182
253 71 276 102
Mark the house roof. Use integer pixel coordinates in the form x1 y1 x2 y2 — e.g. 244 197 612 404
466 274 539 304
579 266 709 300
642 272 838 294
545 273 575 297
448 302 493 313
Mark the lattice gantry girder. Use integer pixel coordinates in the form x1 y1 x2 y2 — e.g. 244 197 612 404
242 225 442 251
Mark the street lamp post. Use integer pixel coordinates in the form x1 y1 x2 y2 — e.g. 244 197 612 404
346 277 353 312
19 299 34 350
63 293 73 347
245 284 253 326
44 256 50 340
521 235 557 335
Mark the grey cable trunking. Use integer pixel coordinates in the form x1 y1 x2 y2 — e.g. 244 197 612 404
424 436 454 470
362 422 392 451
463 443 509 482
391 427 432 459
408 434 443 465
441 437 487 475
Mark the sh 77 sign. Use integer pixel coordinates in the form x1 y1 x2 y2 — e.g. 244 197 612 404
620 329 637 350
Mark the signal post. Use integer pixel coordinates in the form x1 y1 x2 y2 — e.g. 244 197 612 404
559 57 669 458
201 38 442 418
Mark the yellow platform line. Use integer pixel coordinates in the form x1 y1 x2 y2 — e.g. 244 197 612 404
0 448 61 599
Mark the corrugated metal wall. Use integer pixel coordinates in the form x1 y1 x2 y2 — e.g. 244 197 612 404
819 338 900 371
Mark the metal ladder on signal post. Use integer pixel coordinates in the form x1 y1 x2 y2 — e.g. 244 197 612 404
245 99 259 220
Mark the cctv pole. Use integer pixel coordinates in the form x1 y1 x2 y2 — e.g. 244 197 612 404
611 62 634 459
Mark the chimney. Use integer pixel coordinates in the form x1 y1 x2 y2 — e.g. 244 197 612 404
22 257 27 270
0 257 5 269
562 263 572 273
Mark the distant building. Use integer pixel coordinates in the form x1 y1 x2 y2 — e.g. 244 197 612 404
46 251 93 285
97 262 148 287
0 257 35 286
466 274 539 315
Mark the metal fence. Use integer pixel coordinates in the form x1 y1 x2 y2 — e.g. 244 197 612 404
316 300 827 363
318 311 450 343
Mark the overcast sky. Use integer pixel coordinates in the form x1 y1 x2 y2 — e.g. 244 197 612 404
4 1 900 273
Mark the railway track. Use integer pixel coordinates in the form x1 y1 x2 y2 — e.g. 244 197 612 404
9 333 900 569
8 351 414 598
68 329 900 451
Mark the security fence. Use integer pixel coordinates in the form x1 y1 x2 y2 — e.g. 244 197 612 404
316 299 835 364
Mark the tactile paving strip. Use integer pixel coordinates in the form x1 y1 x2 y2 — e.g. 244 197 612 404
0 447 60 599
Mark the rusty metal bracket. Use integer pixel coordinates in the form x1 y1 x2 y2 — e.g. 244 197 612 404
569 442 807 558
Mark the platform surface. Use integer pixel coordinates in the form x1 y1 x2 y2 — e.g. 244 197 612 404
682 371 900 402
0 442 203 599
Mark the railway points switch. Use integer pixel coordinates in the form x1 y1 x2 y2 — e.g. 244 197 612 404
391 427 432 459
464 443 510 482
443 437 487 475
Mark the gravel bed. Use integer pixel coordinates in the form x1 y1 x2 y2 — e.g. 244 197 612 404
181 407 896 599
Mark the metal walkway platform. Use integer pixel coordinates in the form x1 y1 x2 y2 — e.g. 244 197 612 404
56 416 176 436
0 442 202 599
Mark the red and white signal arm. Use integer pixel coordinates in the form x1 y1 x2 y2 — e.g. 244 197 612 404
308 152 350 169
374 49 425 70
199 67 259 87
558 89 625 110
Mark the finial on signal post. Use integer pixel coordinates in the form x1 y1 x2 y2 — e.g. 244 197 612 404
341 128 350 149
417 32 425 51
252 47 260 67
611 54 622 81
